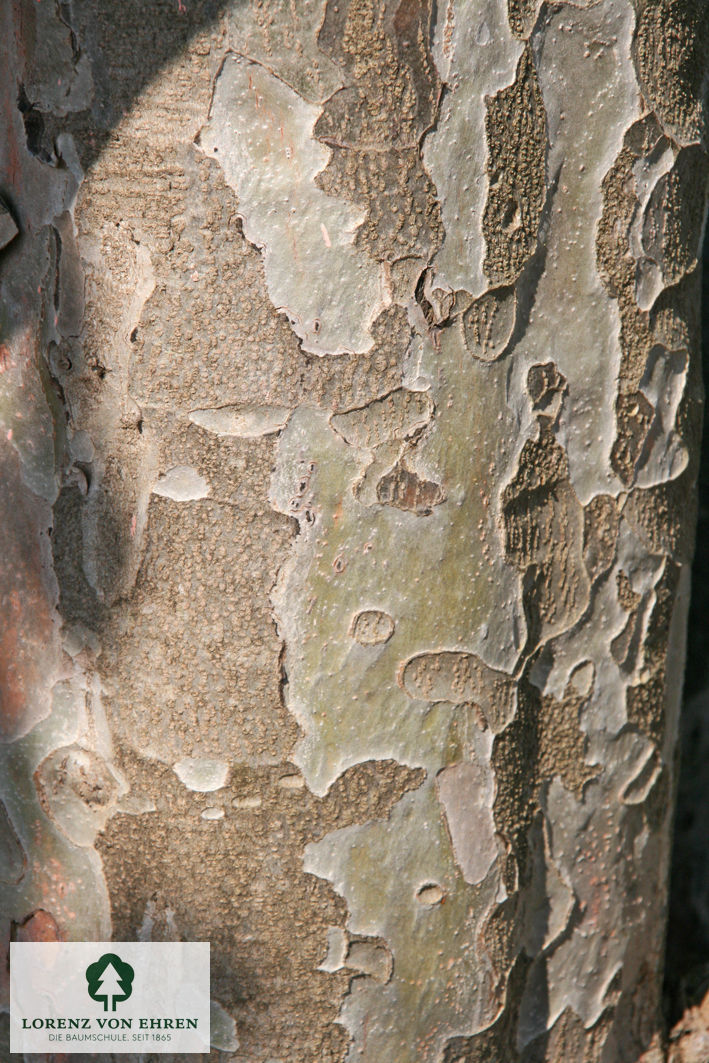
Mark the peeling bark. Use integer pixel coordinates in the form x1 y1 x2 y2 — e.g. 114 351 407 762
0 0 707 1060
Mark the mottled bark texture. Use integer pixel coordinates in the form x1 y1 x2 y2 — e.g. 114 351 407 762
0 0 708 1060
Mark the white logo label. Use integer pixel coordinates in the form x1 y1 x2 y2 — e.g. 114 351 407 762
11 941 210 1054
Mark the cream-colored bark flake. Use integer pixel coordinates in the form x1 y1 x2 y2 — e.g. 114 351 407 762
504 0 642 505
346 940 393 983
423 0 523 297
189 404 291 438
152 465 210 501
201 806 225 821
436 761 498 885
173 757 229 793
199 54 383 356
318 925 349 972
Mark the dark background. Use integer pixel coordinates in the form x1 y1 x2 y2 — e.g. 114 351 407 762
665 221 709 1022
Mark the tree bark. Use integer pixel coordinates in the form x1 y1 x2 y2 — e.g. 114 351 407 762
0 0 707 1060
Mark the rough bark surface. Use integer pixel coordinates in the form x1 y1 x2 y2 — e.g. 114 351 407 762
0 0 707 1061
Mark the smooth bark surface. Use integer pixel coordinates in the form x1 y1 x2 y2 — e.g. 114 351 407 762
0 0 707 1060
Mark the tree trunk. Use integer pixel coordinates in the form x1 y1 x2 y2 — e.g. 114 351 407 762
1 0 707 1060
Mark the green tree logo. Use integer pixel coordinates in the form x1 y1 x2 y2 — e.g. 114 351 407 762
85 953 135 1011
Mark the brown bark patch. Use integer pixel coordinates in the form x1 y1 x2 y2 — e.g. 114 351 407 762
483 46 546 286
